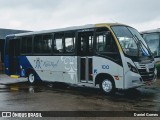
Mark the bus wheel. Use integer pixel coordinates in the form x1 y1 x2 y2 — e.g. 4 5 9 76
100 79 115 95
28 72 36 85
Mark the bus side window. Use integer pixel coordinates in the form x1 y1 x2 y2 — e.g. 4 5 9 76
96 28 119 60
34 35 43 53
64 32 75 53
21 36 32 54
42 34 52 53
96 32 118 53
54 33 64 53
33 34 52 54
96 34 106 52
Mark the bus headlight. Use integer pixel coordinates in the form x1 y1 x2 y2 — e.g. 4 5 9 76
127 62 138 73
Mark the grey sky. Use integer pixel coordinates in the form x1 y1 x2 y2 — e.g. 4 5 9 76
0 0 159 31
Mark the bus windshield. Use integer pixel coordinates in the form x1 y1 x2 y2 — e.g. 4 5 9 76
111 26 152 58
142 33 160 57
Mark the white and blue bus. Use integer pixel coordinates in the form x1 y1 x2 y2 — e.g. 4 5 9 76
141 29 160 75
4 23 157 94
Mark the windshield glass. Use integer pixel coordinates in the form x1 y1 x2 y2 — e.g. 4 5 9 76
142 33 160 57
111 26 151 58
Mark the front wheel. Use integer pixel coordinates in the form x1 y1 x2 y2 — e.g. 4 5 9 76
28 72 36 85
100 79 115 95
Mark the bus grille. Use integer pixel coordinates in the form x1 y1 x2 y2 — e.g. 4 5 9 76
138 67 155 81
138 64 155 82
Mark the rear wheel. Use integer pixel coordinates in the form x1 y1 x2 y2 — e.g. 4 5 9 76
100 79 115 95
28 71 36 85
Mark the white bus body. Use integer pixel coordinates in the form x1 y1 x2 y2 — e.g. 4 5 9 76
4 23 157 94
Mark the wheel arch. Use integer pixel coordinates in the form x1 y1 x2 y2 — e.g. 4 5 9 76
25 68 35 77
26 68 42 83
95 73 116 88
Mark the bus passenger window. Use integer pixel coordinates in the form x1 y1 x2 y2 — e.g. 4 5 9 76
96 32 117 53
96 34 105 52
54 33 64 53
42 34 52 53
34 35 43 53
96 30 119 61
33 34 52 54
64 32 75 53
21 36 32 54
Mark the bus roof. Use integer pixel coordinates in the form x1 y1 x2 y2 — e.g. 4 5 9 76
141 28 160 34
6 23 125 38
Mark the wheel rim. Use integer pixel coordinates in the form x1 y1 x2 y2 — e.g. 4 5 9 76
29 73 35 83
102 79 113 93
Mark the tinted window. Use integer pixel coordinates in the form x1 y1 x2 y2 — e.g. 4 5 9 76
96 33 106 52
64 32 75 53
33 34 52 54
21 36 32 54
42 34 52 53
34 35 43 53
54 33 64 53
96 32 117 53
96 28 119 60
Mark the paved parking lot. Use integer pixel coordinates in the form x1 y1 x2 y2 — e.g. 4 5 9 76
0 74 160 119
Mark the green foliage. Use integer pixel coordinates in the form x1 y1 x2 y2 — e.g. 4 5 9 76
156 64 160 76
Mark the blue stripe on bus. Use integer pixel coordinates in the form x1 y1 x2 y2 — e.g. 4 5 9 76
4 55 10 75
19 56 41 81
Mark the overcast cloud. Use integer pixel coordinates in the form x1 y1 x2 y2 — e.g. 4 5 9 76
0 0 159 31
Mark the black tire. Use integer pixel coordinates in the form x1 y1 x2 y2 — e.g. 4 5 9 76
100 78 115 95
28 71 37 85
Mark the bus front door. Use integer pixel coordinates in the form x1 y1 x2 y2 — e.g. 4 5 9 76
78 31 94 83
8 39 20 75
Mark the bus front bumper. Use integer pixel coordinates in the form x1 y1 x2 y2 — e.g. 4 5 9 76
125 70 157 89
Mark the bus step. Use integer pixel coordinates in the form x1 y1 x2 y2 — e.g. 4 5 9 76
10 75 20 78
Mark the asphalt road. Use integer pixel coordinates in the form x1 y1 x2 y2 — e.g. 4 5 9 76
0 74 160 120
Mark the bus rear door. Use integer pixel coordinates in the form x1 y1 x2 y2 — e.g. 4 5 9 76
8 39 20 75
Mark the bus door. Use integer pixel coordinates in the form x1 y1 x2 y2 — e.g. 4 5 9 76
78 30 94 83
8 39 20 75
